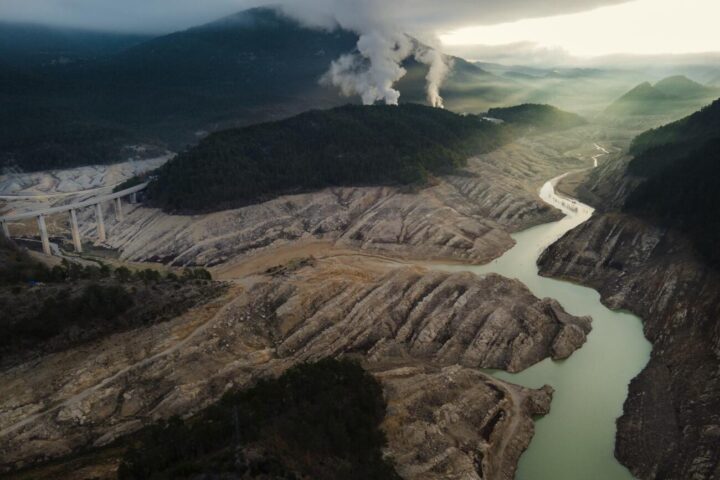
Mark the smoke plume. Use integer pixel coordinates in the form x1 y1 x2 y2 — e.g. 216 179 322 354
280 0 451 106
414 46 453 108
322 32 414 105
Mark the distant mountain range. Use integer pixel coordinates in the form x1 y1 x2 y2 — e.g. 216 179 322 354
605 75 719 116
0 21 151 68
0 8 522 172
476 62 650 116
4 7 714 174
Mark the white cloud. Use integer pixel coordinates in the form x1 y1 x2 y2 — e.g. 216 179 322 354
0 0 631 35
441 0 720 58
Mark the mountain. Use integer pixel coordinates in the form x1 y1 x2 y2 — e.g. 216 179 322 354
146 103 579 212
653 75 718 99
473 64 647 116
624 98 720 267
0 8 359 172
629 96 720 160
605 76 719 117
604 81 673 115
0 8 522 173
486 103 586 131
147 103 514 212
0 22 151 68
439 58 523 112
475 62 554 78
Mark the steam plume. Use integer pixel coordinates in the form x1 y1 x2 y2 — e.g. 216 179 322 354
322 32 413 105
415 46 453 108
280 0 451 107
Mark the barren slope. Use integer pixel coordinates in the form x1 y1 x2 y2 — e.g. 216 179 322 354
63 132 591 267
0 256 589 479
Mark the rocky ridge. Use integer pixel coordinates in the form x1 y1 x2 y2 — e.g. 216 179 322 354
538 213 720 479
0 258 590 479
69 135 589 267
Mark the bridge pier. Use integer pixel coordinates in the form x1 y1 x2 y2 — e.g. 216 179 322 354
37 215 51 256
114 198 124 221
0 181 147 251
95 203 106 242
69 209 83 253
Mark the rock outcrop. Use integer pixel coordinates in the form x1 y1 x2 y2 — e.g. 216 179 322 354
246 265 591 373
95 184 520 267
0 259 590 479
378 365 553 480
538 213 720 480
0 129 595 478
66 135 588 267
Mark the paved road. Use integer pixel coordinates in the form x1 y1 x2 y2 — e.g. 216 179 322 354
0 184 119 201
0 183 148 222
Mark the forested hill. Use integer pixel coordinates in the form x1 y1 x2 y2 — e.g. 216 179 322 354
148 103 585 212
624 98 720 267
628 97 720 172
0 22 150 68
0 7 521 173
486 104 587 131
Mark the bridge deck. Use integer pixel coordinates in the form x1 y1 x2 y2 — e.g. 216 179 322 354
0 183 149 222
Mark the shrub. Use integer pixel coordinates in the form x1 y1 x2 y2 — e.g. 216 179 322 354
119 358 398 480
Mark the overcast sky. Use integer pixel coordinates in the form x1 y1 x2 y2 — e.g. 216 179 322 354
0 0 631 34
1 0 719 61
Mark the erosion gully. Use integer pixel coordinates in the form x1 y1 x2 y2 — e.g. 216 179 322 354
432 147 651 480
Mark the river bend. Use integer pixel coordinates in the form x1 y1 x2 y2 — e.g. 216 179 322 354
433 151 652 480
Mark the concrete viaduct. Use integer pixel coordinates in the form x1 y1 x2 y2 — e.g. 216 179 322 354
0 183 148 256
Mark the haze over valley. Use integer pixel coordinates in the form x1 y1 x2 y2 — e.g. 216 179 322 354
1 1 719 479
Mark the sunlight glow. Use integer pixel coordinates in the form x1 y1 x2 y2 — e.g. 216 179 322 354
440 0 720 57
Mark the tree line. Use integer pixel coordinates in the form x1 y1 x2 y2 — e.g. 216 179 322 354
148 103 583 213
624 98 720 269
119 358 399 480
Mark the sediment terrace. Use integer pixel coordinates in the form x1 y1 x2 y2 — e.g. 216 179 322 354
0 129 604 479
538 212 720 480
86 134 591 267
0 255 589 479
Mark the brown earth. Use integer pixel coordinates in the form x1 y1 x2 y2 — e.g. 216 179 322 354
0 252 590 479
538 212 720 480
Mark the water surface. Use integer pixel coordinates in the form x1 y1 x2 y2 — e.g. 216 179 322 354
432 173 651 480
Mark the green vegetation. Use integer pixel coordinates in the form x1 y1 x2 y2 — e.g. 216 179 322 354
0 8 525 173
0 21 150 68
624 98 720 268
0 236 56 284
0 8 358 172
628 98 720 169
20 284 134 340
148 103 582 212
113 174 149 193
0 239 212 285
0 241 219 362
486 103 587 131
147 103 513 211
119 358 398 480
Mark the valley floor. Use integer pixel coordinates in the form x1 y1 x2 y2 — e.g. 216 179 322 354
0 126 657 480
